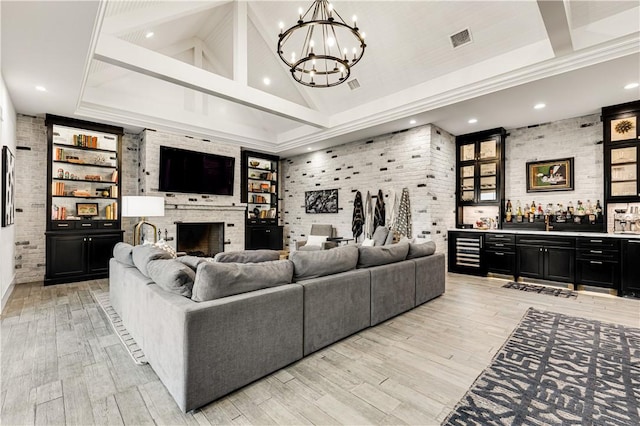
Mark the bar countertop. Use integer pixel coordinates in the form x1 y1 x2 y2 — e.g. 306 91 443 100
449 228 640 239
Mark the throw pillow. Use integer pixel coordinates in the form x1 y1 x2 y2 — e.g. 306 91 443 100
384 228 395 245
132 244 172 277
153 239 177 258
176 255 208 272
406 241 436 259
357 242 410 268
213 250 280 263
146 259 195 297
371 226 390 246
305 235 328 247
362 238 375 247
290 245 358 281
191 260 294 302
113 242 134 266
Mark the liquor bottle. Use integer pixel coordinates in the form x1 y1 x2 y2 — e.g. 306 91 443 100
586 200 593 215
567 201 574 217
577 200 585 216
595 200 602 219
528 208 535 222
537 204 543 219
505 199 512 223
516 201 523 223
530 201 536 215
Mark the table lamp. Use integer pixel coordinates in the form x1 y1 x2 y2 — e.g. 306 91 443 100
122 196 165 245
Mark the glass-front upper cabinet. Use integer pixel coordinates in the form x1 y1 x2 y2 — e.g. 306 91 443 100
456 129 504 206
603 101 640 203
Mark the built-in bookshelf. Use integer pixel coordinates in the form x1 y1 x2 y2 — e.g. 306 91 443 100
45 114 124 285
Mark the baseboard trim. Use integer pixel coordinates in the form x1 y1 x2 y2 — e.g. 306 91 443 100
1 279 16 314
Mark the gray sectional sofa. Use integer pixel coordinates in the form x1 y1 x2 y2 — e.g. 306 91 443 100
109 241 445 412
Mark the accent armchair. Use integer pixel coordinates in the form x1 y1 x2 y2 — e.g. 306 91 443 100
295 224 338 251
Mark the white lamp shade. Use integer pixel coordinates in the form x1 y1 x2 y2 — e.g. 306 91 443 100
122 196 165 217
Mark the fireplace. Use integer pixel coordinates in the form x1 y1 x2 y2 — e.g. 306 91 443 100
176 222 224 257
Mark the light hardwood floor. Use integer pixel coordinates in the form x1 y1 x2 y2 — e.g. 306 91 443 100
1 274 639 425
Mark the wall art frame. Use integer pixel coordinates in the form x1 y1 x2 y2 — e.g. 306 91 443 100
305 189 339 213
2 146 15 227
526 157 574 192
76 202 99 217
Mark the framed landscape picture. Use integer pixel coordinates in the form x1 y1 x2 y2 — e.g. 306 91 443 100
305 189 338 213
76 202 99 217
526 157 574 192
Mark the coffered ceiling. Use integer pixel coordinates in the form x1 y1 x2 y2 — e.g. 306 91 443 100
2 1 639 156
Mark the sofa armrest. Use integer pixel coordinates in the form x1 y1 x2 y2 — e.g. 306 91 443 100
141 283 303 412
295 240 307 249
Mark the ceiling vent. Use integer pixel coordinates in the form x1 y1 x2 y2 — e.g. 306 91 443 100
347 79 361 90
450 28 472 48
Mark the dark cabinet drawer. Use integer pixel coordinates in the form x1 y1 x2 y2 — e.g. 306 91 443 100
576 238 619 250
485 233 515 244
486 250 516 275
77 221 96 230
516 235 575 248
51 220 76 230
576 249 620 262
576 259 618 288
486 241 515 252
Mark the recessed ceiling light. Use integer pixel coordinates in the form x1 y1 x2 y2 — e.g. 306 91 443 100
468 118 478 124
145 31 154 38
263 77 271 86
409 119 416 125
307 147 313 151
534 103 546 110
624 82 639 90
35 86 47 92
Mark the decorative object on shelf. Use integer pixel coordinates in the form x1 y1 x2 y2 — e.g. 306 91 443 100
2 146 15 227
249 161 260 167
76 202 99 217
305 188 338 213
610 116 637 141
526 157 574 192
277 0 366 87
122 196 165 245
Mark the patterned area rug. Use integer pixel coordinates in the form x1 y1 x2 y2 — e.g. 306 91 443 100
91 290 147 365
443 308 640 425
502 281 578 299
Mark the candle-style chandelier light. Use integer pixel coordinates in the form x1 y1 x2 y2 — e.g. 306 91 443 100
277 0 366 88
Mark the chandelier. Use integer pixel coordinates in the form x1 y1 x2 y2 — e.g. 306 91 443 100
277 1 366 88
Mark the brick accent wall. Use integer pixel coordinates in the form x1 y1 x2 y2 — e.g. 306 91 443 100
281 124 456 254
137 130 245 252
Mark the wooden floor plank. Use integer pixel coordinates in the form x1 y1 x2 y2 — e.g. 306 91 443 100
1 274 638 425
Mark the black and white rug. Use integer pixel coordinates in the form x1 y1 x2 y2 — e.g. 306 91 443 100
92 290 147 365
443 308 640 425
502 281 578 299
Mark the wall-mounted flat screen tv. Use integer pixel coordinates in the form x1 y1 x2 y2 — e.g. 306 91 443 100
158 146 235 196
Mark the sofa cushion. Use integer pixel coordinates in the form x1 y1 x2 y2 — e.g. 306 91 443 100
372 226 389 246
176 255 208 271
406 241 436 259
213 249 280 263
113 242 134 266
291 245 358 281
357 242 410 268
191 260 294 302
132 244 173 277
147 259 196 297
362 238 375 247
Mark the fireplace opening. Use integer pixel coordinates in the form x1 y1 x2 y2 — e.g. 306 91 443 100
176 222 224 257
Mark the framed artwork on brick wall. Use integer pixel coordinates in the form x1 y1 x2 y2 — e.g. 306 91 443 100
305 189 339 213
526 157 574 193
2 146 15 227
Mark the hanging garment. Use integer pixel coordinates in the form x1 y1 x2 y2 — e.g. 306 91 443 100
374 189 386 229
364 191 374 238
352 190 364 240
387 189 398 228
395 187 412 238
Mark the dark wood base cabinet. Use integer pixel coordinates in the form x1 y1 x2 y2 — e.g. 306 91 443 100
621 239 640 296
485 233 515 275
46 231 123 285
575 238 620 289
516 236 575 283
245 226 283 250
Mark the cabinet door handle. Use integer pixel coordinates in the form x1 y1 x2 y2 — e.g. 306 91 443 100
88 238 92 242
494 235 505 238
539 248 542 252
590 240 602 243
495 252 504 256
81 223 91 227
265 230 270 233
495 243 504 247
58 223 69 227
629 240 640 245
590 250 603 254
590 260 603 265
545 248 548 252
83 238 87 242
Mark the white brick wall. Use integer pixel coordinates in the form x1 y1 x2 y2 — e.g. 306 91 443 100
281 124 456 254
14 115 47 284
138 129 246 252
505 114 603 210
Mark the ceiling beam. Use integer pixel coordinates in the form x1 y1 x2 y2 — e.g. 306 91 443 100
94 34 329 128
233 1 248 85
536 0 574 56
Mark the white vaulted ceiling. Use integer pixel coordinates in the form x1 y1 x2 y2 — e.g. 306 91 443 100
2 1 639 156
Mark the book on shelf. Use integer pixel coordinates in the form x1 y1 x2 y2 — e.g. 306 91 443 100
52 205 67 220
111 170 118 183
105 202 118 220
52 182 65 196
